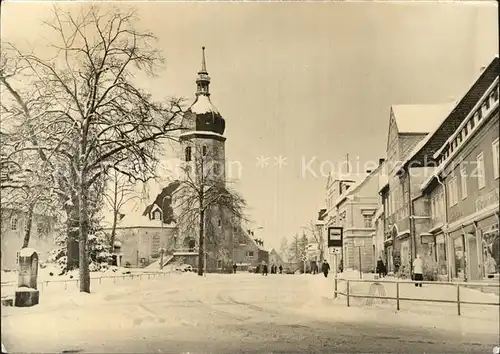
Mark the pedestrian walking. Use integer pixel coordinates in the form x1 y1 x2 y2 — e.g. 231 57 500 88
232 263 237 274
376 256 387 278
412 254 424 287
322 260 330 278
279 264 283 274
261 261 268 276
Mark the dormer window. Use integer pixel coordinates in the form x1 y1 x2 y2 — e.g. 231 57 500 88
185 146 192 162
152 210 162 220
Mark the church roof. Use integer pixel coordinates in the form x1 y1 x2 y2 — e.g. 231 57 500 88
190 95 220 115
184 47 226 135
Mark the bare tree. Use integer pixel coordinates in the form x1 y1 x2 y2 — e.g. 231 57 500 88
103 169 140 249
279 237 289 263
0 6 183 292
303 220 325 262
175 145 247 276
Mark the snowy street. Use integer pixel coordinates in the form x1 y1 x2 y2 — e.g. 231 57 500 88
2 273 499 353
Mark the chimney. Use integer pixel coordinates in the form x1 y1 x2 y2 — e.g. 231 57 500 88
366 170 372 174
379 158 385 166
480 66 486 73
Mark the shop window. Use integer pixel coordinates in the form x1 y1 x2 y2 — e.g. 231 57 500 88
482 228 499 277
453 237 465 279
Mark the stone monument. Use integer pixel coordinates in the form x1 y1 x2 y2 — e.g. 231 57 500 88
14 248 39 307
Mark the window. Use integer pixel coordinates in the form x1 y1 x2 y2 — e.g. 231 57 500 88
213 163 221 175
473 112 480 126
202 145 207 156
493 138 499 180
10 216 18 231
185 146 192 162
246 251 254 257
484 98 491 111
492 86 499 103
152 210 161 220
460 167 467 200
448 177 458 207
477 152 486 189
364 215 373 228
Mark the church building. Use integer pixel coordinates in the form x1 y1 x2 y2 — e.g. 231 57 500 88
107 48 266 271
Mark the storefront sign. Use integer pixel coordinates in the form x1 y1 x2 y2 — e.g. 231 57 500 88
475 188 499 213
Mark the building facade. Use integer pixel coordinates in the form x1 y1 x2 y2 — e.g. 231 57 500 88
324 165 383 273
1 208 57 270
382 102 455 277
397 56 499 281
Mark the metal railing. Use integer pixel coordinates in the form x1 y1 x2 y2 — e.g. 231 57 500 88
333 277 500 316
0 271 171 295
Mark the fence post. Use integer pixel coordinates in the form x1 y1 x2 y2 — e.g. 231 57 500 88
334 277 338 299
396 281 400 311
64 281 67 290
346 280 350 307
40 282 44 291
99 277 102 284
76 280 79 288
457 284 461 316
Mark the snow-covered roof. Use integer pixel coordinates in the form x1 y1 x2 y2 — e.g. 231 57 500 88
334 170 379 208
392 102 456 134
103 212 176 229
19 248 37 257
190 95 220 115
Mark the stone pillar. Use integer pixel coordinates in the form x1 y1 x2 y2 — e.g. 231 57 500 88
15 248 40 307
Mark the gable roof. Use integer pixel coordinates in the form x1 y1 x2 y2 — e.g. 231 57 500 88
398 56 499 172
391 102 456 134
142 181 181 224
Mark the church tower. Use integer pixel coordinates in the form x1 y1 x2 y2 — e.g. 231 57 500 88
180 47 226 185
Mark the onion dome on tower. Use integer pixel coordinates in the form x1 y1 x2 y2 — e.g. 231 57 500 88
184 47 225 135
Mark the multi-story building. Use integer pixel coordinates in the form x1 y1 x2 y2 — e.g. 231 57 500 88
324 163 384 272
382 102 456 277
398 56 499 281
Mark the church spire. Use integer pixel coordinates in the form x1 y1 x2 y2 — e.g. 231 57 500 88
196 46 211 96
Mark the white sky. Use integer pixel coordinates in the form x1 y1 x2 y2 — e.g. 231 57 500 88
1 1 498 251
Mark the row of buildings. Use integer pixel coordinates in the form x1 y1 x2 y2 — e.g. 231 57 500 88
313 56 499 282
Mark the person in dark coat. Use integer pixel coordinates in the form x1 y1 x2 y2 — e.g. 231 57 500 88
322 260 330 278
279 264 283 274
376 256 387 278
232 263 237 274
263 262 268 276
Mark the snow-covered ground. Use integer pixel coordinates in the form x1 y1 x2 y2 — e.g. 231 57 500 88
2 273 498 353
